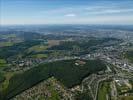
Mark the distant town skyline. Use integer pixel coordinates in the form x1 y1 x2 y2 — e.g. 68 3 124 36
1 0 133 25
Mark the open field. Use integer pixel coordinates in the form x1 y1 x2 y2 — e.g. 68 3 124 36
48 40 60 47
119 96 133 100
98 81 111 100
0 59 7 68
28 45 48 52
0 42 14 47
0 72 15 91
31 54 48 58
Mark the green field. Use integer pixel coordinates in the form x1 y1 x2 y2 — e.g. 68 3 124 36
119 96 133 100
97 81 111 100
31 54 48 58
28 45 48 52
1 59 106 99
0 42 14 47
46 82 61 100
0 59 7 68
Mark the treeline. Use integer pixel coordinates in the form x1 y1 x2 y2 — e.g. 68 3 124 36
48 38 120 51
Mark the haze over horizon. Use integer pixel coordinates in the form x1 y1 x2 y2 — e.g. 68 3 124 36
1 0 133 25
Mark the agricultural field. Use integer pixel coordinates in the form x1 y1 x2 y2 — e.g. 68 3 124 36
0 59 7 68
31 54 48 59
0 36 119 60
28 45 48 52
119 96 133 100
0 42 14 47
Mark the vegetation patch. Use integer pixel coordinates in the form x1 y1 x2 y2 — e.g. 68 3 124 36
31 54 48 58
119 96 133 100
74 91 92 100
0 42 14 47
124 50 133 63
0 59 7 68
28 45 48 52
98 81 111 100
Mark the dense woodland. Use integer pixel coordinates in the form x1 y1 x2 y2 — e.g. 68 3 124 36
1 59 106 99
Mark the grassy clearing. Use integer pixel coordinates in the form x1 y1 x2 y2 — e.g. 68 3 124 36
48 40 60 47
0 42 14 47
0 59 6 64
98 81 111 100
0 72 15 91
28 45 48 52
0 59 7 68
119 96 133 100
0 71 21 100
47 85 61 100
31 54 48 58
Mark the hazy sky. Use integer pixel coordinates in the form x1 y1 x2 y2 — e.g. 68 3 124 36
1 0 133 25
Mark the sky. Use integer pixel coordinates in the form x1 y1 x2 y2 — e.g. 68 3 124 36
0 0 133 25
